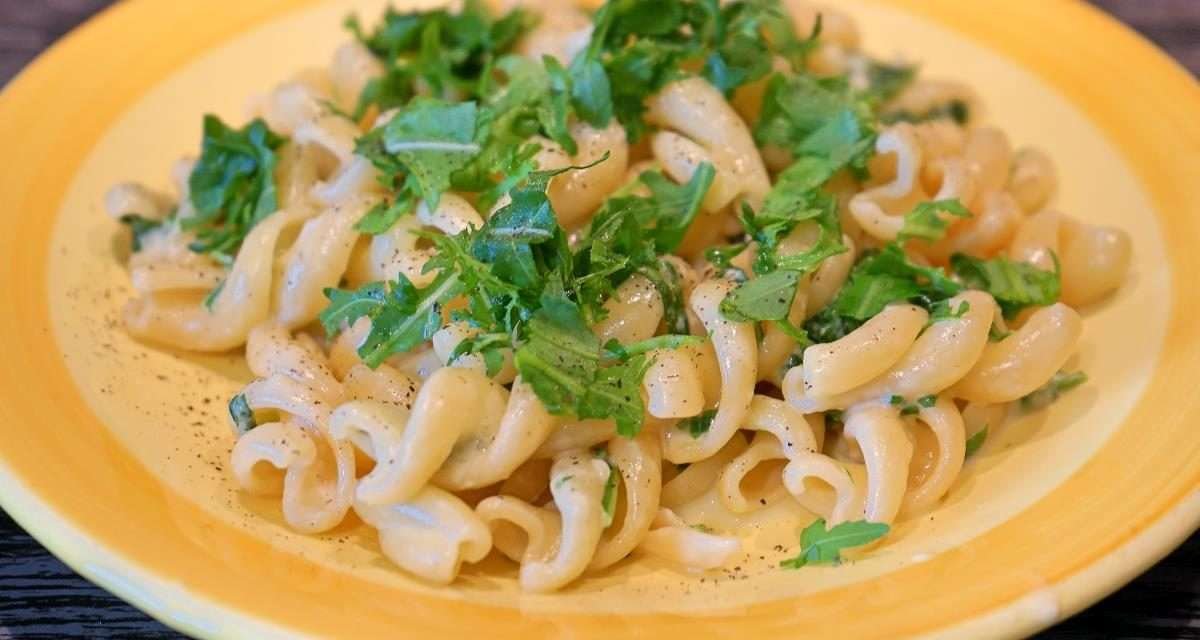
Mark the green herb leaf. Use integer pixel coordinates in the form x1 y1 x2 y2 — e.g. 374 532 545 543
780 518 890 568
359 271 463 367
203 280 226 312
513 294 599 416
354 195 414 235
679 409 717 439
582 354 654 437
378 98 480 210
950 253 1060 318
228 393 257 435
1020 370 1088 412
184 115 285 262
964 427 988 458
600 459 619 527
720 270 802 323
897 199 972 243
319 282 388 336
118 214 165 252
859 60 917 106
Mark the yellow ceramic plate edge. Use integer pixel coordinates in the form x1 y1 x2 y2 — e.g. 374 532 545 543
0 0 1198 638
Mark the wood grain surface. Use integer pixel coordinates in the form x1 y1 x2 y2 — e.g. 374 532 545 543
0 1 1197 638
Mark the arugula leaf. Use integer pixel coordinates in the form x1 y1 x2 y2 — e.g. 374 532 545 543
639 164 716 253
780 518 890 568
639 258 690 334
576 0 808 141
449 332 510 378
319 281 388 335
897 199 971 243
600 459 619 527
228 393 257 435
354 195 414 235
569 56 613 128
573 164 712 326
804 243 964 343
831 245 961 321
513 294 600 416
346 1 533 109
964 427 988 458
604 335 702 361
723 157 849 326
755 73 876 173
927 299 970 324
321 273 463 368
883 99 971 126
203 280 225 312
1020 370 1088 412
359 272 463 367
118 214 165 252
721 270 802 323
184 115 285 262
377 98 481 210
859 60 917 106
471 178 560 289
679 409 717 439
950 253 1060 318
582 354 654 437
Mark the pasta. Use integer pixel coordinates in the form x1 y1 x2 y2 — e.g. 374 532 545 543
104 0 1133 592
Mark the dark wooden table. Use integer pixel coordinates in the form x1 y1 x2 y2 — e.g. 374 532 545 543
1 1 1198 638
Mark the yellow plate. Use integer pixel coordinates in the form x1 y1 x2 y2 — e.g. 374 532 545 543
1 0 1198 637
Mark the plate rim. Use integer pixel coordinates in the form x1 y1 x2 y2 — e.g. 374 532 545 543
1 0 1199 638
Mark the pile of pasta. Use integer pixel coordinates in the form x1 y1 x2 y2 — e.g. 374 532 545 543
104 0 1132 592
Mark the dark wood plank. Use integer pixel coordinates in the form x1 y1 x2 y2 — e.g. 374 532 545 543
0 1 1197 638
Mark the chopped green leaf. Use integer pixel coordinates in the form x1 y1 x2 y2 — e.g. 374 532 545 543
897 199 971 243
185 115 285 262
604 335 703 361
1020 370 1088 412
354 195 414 235
950 253 1060 318
514 295 600 416
228 393 257 435
720 270 802 323
964 427 988 458
927 299 970 325
859 59 917 106
203 279 226 312
319 281 388 335
780 518 890 568
582 354 654 437
679 409 717 439
118 214 165 252
378 98 481 210
600 459 619 527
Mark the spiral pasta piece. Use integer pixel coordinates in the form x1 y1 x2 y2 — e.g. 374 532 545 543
842 402 912 525
638 508 742 570
646 77 771 211
232 326 356 532
785 291 994 412
534 120 630 229
353 487 492 585
662 280 757 463
590 429 663 570
901 396 966 515
123 206 314 351
477 450 609 592
951 303 1083 403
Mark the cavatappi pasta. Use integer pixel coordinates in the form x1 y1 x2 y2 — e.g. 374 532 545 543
104 0 1132 591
